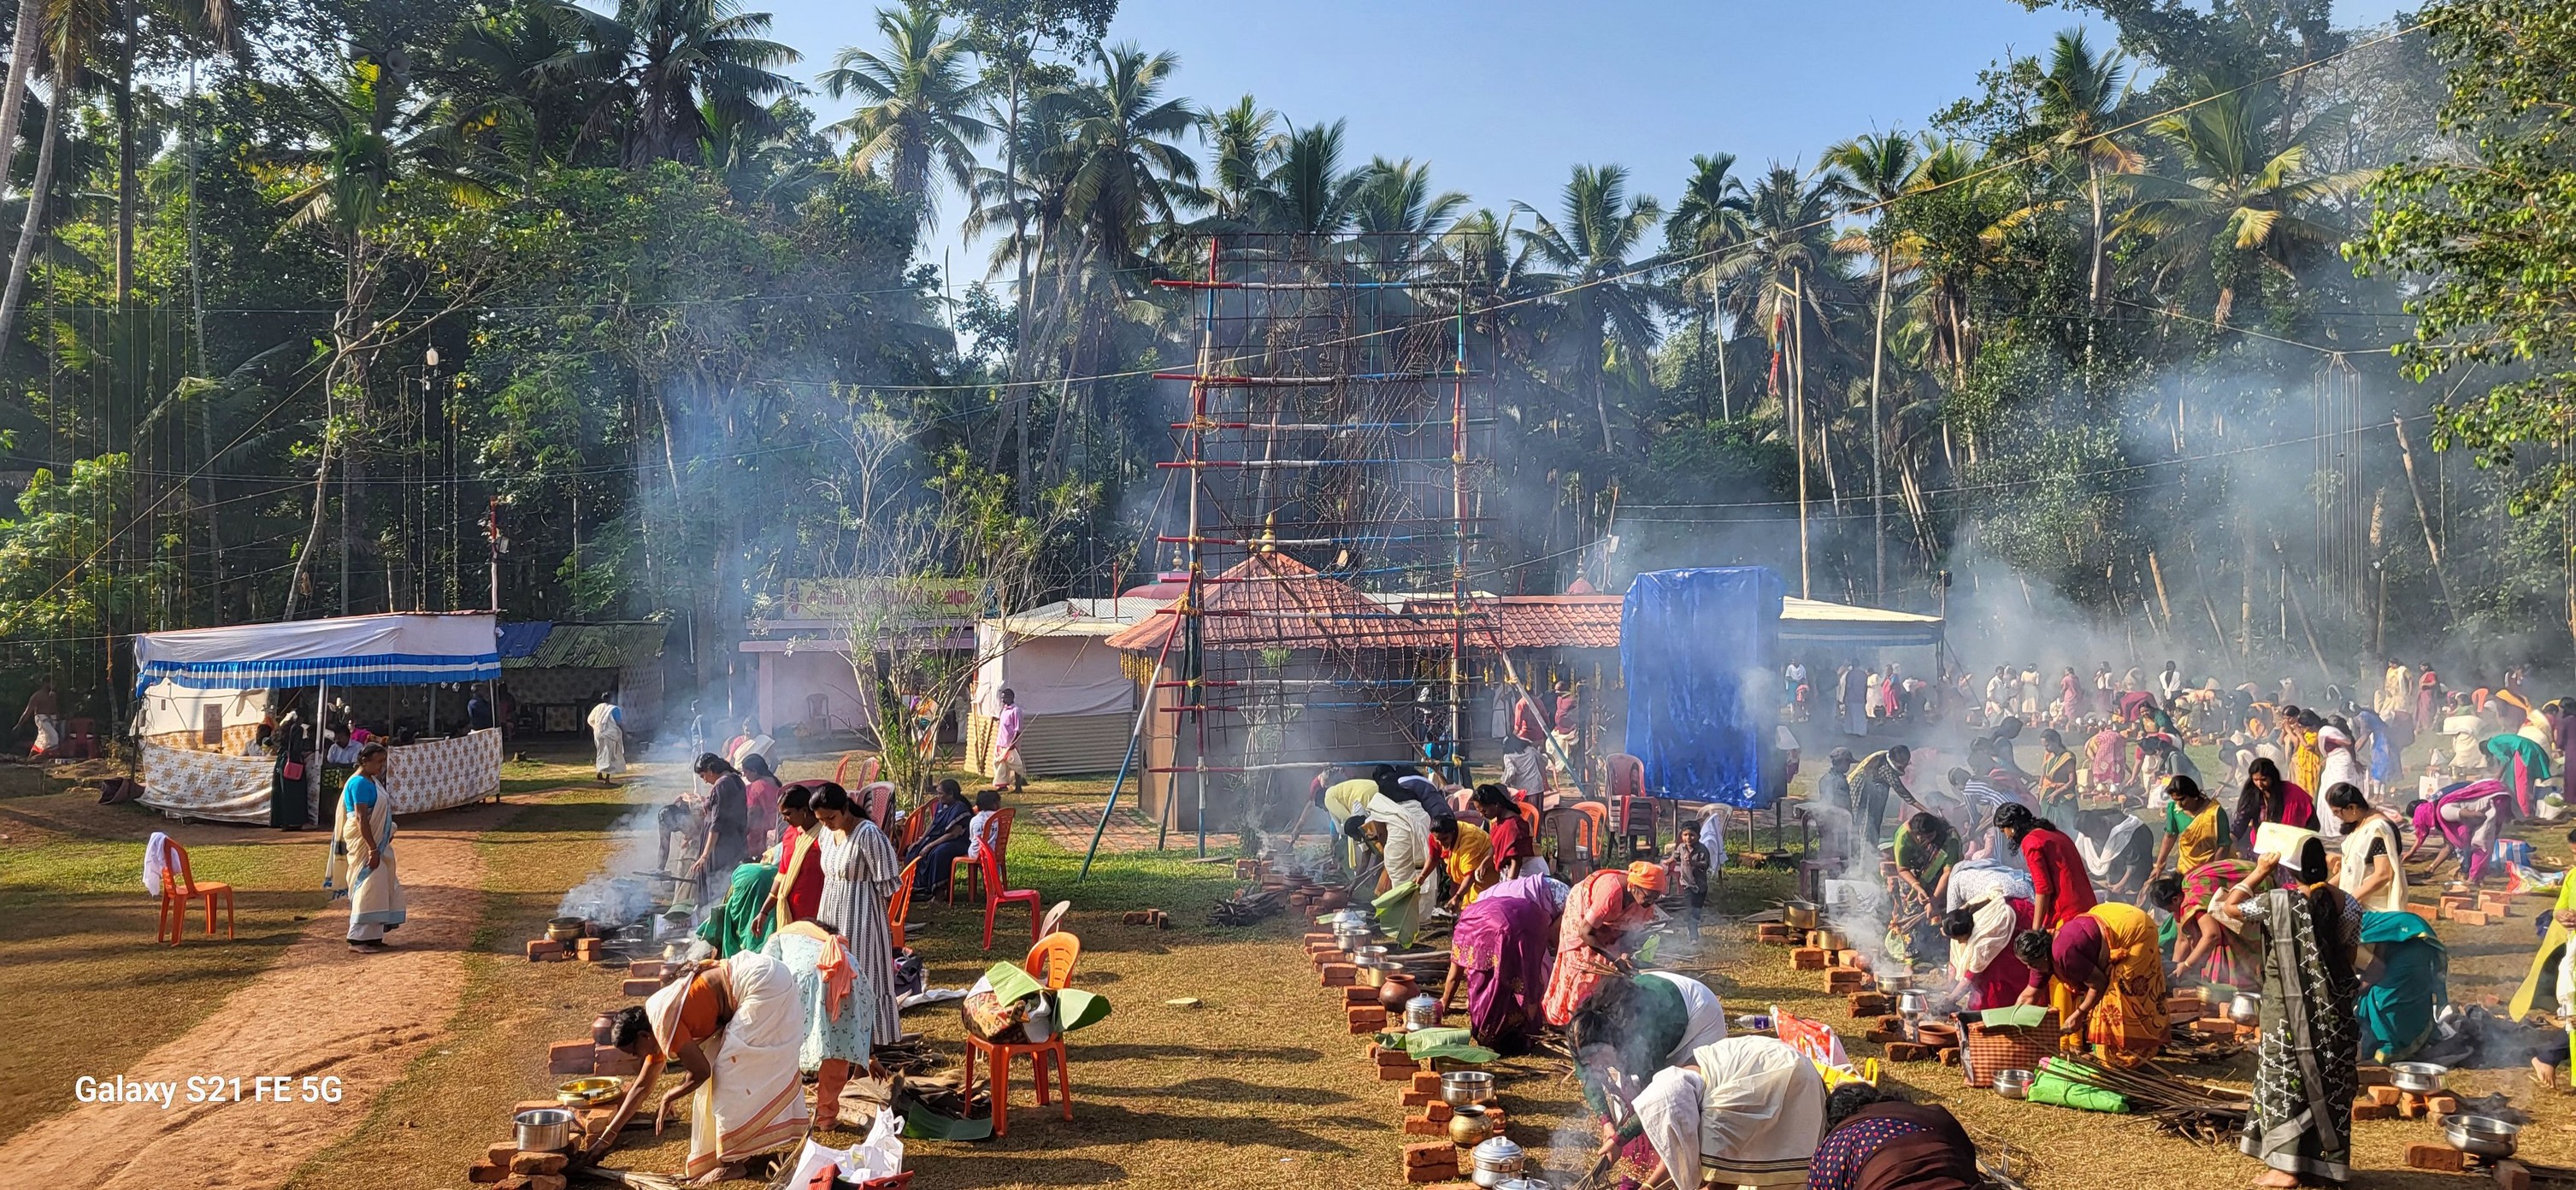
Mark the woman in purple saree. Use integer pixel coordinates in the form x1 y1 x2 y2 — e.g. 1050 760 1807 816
1443 875 1565 1054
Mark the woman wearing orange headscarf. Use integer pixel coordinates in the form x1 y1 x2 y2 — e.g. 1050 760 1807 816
1543 862 1666 1026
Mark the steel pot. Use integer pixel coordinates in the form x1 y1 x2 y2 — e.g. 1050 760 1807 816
1355 958 1392 988
2389 1062 2448 1095
1894 989 1930 1016
2227 992 2262 1026
1406 993 1444 1032
2444 1114 2521 1158
515 1108 575 1154
1469 1136 1525 1187
1440 1069 1496 1106
1993 1069 2034 1100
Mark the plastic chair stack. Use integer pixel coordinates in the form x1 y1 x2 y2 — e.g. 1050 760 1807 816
963 932 1082 1136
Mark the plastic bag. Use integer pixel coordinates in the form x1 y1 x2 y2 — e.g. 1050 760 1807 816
781 1108 906 1189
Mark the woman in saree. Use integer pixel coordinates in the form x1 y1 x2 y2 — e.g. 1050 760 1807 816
2036 730 2079 830
761 920 871 1130
1887 813 1960 967
1431 816 1496 910
590 951 811 1184
2013 900 2169 1068
2085 722 2129 797
2233 757 2315 851
2152 775 2230 875
811 783 902 1060
2407 779 2514 885
766 782 827 928
1443 873 1564 1053
2289 713 2325 803
2324 784 2406 913
323 744 404 952
695 861 775 957
2356 910 2446 1065
2151 860 2260 990
2485 730 2554 815
903 780 975 896
1942 891 2034 1011
2217 838 2360 1188
1543 863 1665 1026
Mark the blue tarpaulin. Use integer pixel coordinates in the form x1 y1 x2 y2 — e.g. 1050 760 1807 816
1620 567 1784 808
496 621 554 660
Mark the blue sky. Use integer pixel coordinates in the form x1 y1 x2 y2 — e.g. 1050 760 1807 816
763 0 2415 270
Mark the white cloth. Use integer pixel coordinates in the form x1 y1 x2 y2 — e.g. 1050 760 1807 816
1699 810 1726 868
32 714 62 755
1643 970 1729 1061
142 832 171 895
587 702 628 776
2077 816 2145 883
645 951 811 1178
727 733 775 770
1365 793 1436 939
1949 887 2020 979
1634 1065 1705 1185
1943 860 2032 912
1692 1035 1828 1187
966 809 997 862
2336 814 2408 913
322 781 404 942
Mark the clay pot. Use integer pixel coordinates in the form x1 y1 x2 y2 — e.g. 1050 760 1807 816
1377 975 1419 1011
1317 891 1350 910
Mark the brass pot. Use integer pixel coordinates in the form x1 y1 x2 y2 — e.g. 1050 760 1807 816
1449 1104 1498 1147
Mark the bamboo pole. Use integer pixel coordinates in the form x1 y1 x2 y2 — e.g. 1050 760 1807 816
2390 415 2458 616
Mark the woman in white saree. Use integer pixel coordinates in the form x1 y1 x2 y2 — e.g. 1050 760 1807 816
589 951 811 1184
322 744 404 951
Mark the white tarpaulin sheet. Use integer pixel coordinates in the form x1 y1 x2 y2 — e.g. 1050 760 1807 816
139 728 505 823
132 612 501 696
972 626 1134 717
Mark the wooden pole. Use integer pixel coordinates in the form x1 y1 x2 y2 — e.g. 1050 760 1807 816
2390 415 2458 616
1791 275 1810 599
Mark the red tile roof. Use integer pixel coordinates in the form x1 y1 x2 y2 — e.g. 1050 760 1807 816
1400 594 1624 650
1103 551 1455 652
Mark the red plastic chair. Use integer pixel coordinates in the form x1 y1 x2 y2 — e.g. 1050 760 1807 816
962 932 1083 1136
974 846 1041 951
860 782 897 832
950 807 1017 903
887 858 919 950
156 839 235 945
833 753 882 790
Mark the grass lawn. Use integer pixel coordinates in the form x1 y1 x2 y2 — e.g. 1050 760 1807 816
0 767 331 1146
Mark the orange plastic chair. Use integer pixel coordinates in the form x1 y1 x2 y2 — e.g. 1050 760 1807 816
156 839 235 945
975 846 1041 951
963 931 1082 1136
832 753 882 791
950 807 1017 903
887 858 919 950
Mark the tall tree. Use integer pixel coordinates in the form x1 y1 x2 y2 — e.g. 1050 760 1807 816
1351 155 1465 271
822 1 987 227
1512 163 1665 454
2118 79 2365 326
1663 151 1748 418
539 0 799 167
2035 27 2136 309
1823 131 1920 598
1194 93 1278 224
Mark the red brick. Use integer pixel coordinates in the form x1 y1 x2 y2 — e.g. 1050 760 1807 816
526 1177 568 1190
1422 1101 1452 1122
2451 909 2492 927
2403 1143 2465 1172
1847 993 1890 1016
1936 1047 1960 1066
2367 1085 2402 1107
546 1040 595 1075
1404 1163 1462 1185
621 978 658 997
467 1160 508 1184
593 1045 642 1076
495 1178 533 1190
1864 1028 1905 1044
1322 963 1358 987
2350 1102 2390 1122
509 1099 557 1120
1402 1141 1456 1168
2496 1159 2532 1190
1789 948 1827 970
1346 987 1378 1005
1883 1042 1928 1063
1400 1090 1435 1107
2357 1066 2390 1087
509 1152 569 1175
1378 1063 1415 1081
2427 1093 2461 1116
1401 1116 1445 1136
1410 1070 1443 1093
484 1142 519 1164
627 960 663 980
525 940 564 961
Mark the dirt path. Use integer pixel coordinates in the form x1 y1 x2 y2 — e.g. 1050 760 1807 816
0 800 511 1189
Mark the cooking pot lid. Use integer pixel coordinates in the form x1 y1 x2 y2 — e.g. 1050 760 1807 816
1471 1136 1524 1163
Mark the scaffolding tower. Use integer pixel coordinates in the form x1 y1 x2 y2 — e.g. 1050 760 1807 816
1125 232 1492 856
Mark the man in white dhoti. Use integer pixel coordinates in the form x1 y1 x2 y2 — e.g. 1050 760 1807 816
15 678 60 757
323 744 406 951
587 693 628 786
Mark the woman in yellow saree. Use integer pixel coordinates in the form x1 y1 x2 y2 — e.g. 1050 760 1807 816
2014 901 2168 1067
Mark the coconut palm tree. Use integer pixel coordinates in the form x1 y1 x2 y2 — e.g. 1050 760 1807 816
1351 156 1466 274
2037 28 2138 308
1512 163 1665 454
1663 152 1749 418
1712 162 1851 392
821 0 987 228
1823 132 1922 597
0 0 115 349
1896 138 2006 385
539 0 799 167
1054 43 1198 268
2116 80 2368 326
1251 118 1367 245
1195 93 1281 225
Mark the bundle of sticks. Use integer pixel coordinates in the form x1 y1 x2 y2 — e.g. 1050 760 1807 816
2047 1055 2248 1143
1207 885 1286 926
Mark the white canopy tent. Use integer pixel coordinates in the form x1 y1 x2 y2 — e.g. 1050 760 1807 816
131 613 506 823
966 598 1161 777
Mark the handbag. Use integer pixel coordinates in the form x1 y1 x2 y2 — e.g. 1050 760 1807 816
1964 1008 2060 1088
282 760 305 781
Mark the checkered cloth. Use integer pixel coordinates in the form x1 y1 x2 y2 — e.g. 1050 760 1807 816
138 728 504 823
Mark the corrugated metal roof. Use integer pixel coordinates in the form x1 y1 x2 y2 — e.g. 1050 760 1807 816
504 622 667 669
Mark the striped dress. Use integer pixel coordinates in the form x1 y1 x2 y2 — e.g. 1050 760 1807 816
816 820 904 1052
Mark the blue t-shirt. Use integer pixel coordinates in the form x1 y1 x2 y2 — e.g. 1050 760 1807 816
345 773 381 810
